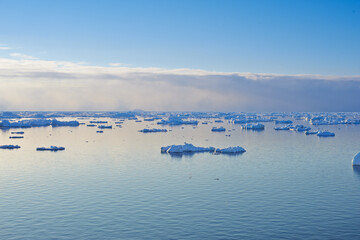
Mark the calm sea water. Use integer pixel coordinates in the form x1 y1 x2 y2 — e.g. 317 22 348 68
1 118 360 239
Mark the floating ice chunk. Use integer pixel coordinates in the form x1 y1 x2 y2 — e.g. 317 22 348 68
214 120 223 123
157 118 198 126
274 126 290 130
90 121 108 124
305 130 318 135
215 146 246 154
242 123 265 130
211 126 226 132
0 145 21 149
87 124 96 127
36 146 65 151
9 136 24 139
290 125 311 132
0 119 51 128
161 142 215 153
275 120 293 124
353 152 360 166
51 119 80 127
98 125 112 129
11 131 24 134
317 131 335 137
139 128 167 133
96 130 104 133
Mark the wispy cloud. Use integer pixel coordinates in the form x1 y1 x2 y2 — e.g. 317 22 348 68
0 56 359 111
0 46 11 50
9 52 37 60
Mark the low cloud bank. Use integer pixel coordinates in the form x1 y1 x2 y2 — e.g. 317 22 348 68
0 57 359 111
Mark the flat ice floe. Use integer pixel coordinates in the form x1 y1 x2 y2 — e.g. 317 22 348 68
161 143 246 155
161 143 215 153
36 146 65 151
211 126 226 132
242 123 265 130
317 131 335 137
139 128 167 133
215 146 246 154
0 145 21 149
353 152 360 166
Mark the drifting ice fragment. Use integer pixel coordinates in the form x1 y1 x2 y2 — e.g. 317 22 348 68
161 143 215 153
36 146 65 151
242 123 265 130
215 146 246 154
139 128 167 133
353 152 360 166
317 131 335 137
0 145 21 149
211 127 226 132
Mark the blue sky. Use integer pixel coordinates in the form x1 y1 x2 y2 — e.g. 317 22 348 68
0 0 359 75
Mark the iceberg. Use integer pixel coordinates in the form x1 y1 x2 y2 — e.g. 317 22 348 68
290 125 311 132
0 119 51 128
242 123 265 130
0 145 21 149
36 146 65 151
139 128 167 133
211 126 226 132
11 131 24 134
9 136 24 139
51 119 80 127
353 152 360 166
161 143 215 154
157 117 198 126
215 146 246 154
90 121 108 124
98 125 112 129
317 131 335 137
275 120 293 124
305 130 318 135
274 126 290 131
96 130 104 133
86 124 96 127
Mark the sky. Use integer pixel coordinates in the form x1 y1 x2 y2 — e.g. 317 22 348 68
0 0 359 111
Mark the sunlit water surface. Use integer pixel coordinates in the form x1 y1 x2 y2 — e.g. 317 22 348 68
1 118 360 239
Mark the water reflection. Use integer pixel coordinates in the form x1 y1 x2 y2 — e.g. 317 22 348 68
353 166 360 180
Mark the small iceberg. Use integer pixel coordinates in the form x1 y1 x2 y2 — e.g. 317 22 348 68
353 152 360 166
305 130 318 135
87 124 97 127
98 125 112 129
242 123 265 130
275 120 293 124
317 131 335 137
215 146 246 154
291 125 311 132
51 119 80 127
274 126 290 131
96 130 104 133
90 121 108 124
211 126 226 132
161 143 215 154
36 146 65 151
9 136 24 139
139 128 167 133
11 131 24 134
0 145 21 149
